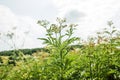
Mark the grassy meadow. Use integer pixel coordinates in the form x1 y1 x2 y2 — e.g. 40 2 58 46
0 18 120 80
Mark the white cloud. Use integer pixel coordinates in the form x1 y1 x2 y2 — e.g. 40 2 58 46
52 0 120 39
0 0 58 21
63 9 86 23
1 0 120 51
0 5 45 51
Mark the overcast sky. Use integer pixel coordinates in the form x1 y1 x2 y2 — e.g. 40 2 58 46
0 0 120 51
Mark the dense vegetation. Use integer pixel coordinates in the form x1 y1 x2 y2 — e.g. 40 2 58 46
0 48 49 56
0 45 82 56
0 18 120 80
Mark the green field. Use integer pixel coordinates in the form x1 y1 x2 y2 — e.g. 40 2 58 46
0 18 120 80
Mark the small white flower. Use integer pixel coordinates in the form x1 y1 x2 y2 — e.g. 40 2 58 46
116 46 120 50
110 52 115 55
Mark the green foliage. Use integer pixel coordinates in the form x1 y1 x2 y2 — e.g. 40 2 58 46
0 48 49 56
0 57 3 64
37 18 80 79
0 19 120 80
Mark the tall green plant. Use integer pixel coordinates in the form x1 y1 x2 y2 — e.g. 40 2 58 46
37 18 80 79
